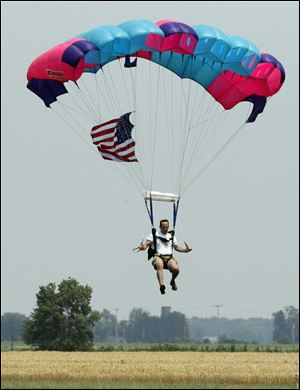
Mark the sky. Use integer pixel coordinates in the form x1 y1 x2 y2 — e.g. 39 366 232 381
1 1 299 322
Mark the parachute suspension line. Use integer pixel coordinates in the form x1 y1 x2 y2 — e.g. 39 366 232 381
183 122 247 193
177 213 187 244
77 77 102 121
54 99 96 123
176 79 185 194
162 70 175 194
93 73 102 121
188 81 202 127
150 64 162 191
190 85 210 129
178 78 193 195
116 59 148 192
200 109 229 153
118 59 132 110
106 64 123 115
99 67 120 115
183 108 225 180
147 60 153 189
93 71 115 117
180 93 224 190
51 104 98 152
102 64 123 116
181 109 227 191
51 103 143 195
95 62 146 195
71 80 100 122
128 62 148 191
170 72 176 193
65 81 98 122
186 103 223 169
188 109 226 131
110 162 145 196
49 105 139 194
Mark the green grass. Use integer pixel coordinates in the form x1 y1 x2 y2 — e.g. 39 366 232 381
93 342 299 353
1 341 299 352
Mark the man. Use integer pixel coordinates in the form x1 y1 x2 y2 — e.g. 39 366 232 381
138 219 192 294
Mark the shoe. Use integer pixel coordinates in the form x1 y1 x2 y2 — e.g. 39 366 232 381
160 285 166 294
170 279 177 291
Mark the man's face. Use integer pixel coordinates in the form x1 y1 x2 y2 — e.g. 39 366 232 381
160 222 169 234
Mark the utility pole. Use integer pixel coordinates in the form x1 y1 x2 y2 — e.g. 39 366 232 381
213 304 223 317
114 308 119 341
291 323 295 344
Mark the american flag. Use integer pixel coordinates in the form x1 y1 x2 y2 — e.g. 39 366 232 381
91 112 138 162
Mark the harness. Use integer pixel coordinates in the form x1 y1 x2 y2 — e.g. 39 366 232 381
145 192 180 261
147 227 157 260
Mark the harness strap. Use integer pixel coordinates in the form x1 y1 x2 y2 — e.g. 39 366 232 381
145 196 154 226
147 227 157 260
173 199 180 228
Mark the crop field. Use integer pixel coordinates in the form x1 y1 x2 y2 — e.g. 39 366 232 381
1 351 299 389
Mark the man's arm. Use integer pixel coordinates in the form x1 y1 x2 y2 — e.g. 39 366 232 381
139 240 152 251
174 241 192 253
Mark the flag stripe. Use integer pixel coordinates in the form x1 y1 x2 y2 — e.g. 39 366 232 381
91 112 138 163
91 119 118 132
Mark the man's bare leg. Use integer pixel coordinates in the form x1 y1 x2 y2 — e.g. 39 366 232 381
168 259 179 290
154 257 165 294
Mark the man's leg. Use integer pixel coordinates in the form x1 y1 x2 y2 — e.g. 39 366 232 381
168 258 179 290
153 256 165 294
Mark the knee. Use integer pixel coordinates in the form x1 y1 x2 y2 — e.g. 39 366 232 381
154 257 164 270
156 263 164 270
173 267 179 275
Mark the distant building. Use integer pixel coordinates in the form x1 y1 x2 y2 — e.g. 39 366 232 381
161 306 171 317
201 336 218 344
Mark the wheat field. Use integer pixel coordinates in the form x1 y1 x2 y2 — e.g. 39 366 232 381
1 351 299 389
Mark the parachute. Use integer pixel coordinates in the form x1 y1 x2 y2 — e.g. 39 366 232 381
26 19 285 230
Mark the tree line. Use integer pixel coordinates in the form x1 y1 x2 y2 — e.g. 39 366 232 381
1 278 299 350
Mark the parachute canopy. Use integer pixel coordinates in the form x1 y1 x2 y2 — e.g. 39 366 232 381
27 19 285 123
26 19 286 221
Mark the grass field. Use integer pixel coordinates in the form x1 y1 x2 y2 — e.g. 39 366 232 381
1 351 299 389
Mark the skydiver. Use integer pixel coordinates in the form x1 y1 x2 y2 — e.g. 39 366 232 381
136 219 192 294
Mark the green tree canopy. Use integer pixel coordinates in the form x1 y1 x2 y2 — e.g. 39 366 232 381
22 278 100 351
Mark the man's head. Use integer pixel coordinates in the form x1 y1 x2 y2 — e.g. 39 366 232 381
159 219 169 234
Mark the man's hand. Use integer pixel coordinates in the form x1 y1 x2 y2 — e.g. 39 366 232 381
184 241 192 252
133 241 148 252
139 241 146 251
132 240 144 252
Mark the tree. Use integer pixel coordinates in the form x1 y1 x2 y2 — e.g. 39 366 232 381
284 306 299 343
1 313 26 340
22 278 100 351
272 310 290 343
126 308 151 342
94 309 117 341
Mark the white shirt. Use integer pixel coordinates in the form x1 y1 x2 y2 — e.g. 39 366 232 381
146 231 178 255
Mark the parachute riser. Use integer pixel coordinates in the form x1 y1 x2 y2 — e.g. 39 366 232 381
144 190 180 227
144 191 181 259
144 190 180 256
145 196 154 227
173 198 180 230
